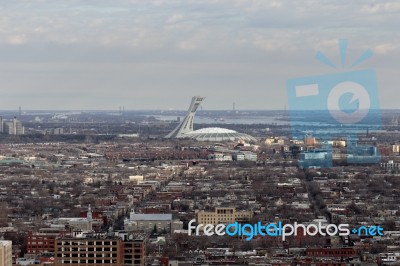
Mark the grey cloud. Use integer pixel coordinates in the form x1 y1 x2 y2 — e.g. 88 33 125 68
0 0 399 110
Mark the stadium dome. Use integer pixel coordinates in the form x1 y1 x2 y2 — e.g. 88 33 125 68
182 127 257 142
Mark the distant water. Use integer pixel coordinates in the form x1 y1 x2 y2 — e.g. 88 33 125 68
152 115 289 125
150 109 385 129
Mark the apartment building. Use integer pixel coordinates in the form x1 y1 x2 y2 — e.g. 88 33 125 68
27 228 70 255
54 237 123 266
196 207 253 225
54 235 146 266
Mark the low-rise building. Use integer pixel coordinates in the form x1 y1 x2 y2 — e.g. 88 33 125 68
27 228 70 255
124 211 174 233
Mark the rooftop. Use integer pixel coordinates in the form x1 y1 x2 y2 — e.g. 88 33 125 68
130 214 172 221
183 127 257 142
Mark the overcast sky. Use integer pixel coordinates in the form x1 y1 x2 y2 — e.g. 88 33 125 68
0 0 399 110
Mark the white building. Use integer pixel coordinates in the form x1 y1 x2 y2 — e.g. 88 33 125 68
124 210 179 233
381 160 400 170
129 175 144 182
299 150 328 160
3 118 24 135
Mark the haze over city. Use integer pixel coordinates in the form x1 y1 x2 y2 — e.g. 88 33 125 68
1 0 400 110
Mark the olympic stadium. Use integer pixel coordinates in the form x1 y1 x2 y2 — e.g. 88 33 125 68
183 127 256 142
165 96 257 143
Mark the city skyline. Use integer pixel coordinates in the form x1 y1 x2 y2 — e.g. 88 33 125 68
0 0 399 110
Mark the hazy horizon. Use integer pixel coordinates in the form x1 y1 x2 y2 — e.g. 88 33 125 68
0 108 399 113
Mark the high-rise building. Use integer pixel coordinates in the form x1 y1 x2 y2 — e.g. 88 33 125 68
0 240 12 266
87 205 93 232
53 128 64 135
165 96 205 138
0 116 3 133
3 117 24 135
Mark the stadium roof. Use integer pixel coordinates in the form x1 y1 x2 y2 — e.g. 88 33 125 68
182 127 257 142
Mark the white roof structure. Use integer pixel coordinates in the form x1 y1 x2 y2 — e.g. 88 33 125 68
183 127 257 142
165 96 257 143
130 214 172 221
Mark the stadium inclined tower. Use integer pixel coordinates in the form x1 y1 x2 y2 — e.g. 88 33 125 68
165 96 257 142
165 96 205 138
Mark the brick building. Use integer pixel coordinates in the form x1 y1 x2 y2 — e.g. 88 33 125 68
27 228 70 255
306 247 356 258
54 234 146 266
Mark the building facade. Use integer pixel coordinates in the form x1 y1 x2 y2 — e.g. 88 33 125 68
121 237 146 266
54 237 123 266
3 118 24 135
0 240 12 266
124 212 173 233
196 207 253 225
27 228 70 255
54 235 146 266
306 247 356 258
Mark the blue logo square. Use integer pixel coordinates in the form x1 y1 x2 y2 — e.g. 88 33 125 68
287 69 382 168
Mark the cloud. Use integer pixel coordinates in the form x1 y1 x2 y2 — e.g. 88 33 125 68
361 1 400 14
0 0 399 109
374 43 399 54
4 35 27 45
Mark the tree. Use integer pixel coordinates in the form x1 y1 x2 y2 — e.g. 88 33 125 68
382 220 396 231
0 202 9 227
370 243 386 254
152 224 158 235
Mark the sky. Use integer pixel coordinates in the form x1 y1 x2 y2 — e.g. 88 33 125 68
0 0 399 110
